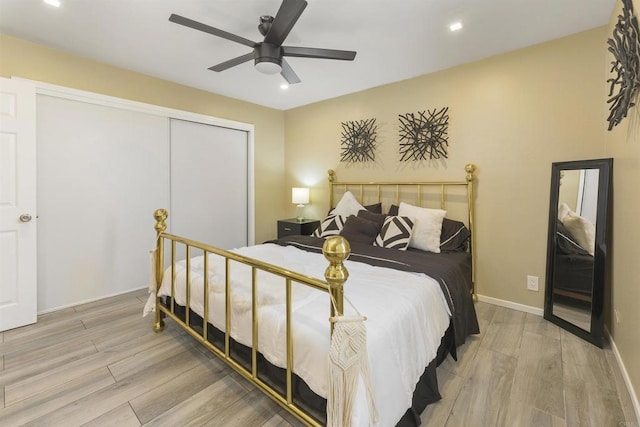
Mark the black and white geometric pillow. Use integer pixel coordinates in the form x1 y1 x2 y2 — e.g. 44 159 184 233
312 215 346 238
374 216 414 250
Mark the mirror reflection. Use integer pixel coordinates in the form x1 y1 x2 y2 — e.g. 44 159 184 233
544 158 611 348
552 168 599 332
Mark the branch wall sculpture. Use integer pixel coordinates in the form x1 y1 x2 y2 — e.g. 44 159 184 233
607 0 640 130
398 107 449 161
340 118 377 162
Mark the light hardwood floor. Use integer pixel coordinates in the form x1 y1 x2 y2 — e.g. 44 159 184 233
0 289 637 427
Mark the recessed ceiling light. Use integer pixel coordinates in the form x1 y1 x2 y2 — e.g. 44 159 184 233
43 0 61 7
280 84 289 90
449 22 463 32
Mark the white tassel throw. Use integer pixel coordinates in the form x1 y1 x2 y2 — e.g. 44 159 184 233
327 315 379 427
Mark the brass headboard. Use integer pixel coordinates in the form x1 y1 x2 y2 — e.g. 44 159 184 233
327 164 477 299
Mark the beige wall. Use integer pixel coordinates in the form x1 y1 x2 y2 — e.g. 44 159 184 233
0 33 286 243
604 0 640 409
285 27 606 311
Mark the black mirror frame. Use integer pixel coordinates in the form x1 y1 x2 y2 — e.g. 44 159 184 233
543 158 613 348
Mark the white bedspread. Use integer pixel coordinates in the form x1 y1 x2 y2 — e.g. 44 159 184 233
155 243 450 426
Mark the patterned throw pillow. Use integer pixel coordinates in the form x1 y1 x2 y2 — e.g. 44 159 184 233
374 216 414 250
312 215 346 238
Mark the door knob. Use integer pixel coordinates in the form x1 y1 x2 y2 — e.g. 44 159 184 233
19 214 32 223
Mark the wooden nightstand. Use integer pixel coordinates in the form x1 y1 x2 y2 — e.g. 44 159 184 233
277 218 320 238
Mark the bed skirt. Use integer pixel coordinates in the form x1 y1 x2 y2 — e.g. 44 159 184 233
165 298 452 426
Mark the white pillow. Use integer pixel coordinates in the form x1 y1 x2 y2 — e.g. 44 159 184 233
330 191 365 217
557 202 571 222
398 202 447 253
562 211 595 256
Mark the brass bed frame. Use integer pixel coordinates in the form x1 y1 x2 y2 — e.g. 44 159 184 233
151 164 477 426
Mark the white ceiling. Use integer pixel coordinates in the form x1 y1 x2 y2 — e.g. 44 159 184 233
0 0 615 110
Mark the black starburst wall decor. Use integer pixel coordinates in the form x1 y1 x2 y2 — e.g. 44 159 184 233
398 107 449 161
340 118 378 162
606 0 640 131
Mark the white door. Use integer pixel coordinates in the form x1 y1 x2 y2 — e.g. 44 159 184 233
0 78 37 331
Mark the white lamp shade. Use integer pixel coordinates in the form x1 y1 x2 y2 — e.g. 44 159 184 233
292 187 310 205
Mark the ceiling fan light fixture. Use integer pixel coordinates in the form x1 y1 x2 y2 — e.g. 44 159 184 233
255 58 282 74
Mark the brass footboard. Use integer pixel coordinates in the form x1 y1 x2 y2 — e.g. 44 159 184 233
152 209 349 427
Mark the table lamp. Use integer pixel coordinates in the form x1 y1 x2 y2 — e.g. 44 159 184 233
292 187 310 221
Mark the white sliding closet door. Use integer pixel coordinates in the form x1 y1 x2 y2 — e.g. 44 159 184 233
36 95 170 312
170 119 248 249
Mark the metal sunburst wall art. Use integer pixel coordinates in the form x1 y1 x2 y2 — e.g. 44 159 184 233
340 118 378 162
606 0 640 131
398 107 449 161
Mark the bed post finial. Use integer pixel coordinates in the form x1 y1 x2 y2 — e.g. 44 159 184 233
328 170 337 209
323 236 350 322
153 209 168 332
154 208 168 233
465 163 476 182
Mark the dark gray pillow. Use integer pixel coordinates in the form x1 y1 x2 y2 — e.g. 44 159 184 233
364 202 382 214
440 218 471 252
340 215 381 245
357 210 386 231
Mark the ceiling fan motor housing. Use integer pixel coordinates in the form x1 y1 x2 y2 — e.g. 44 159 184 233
255 43 282 74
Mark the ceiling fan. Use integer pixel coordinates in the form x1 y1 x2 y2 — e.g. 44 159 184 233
169 0 356 84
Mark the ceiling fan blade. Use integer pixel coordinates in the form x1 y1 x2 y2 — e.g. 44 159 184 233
282 46 356 61
169 14 256 49
280 58 301 84
209 52 255 72
264 0 308 45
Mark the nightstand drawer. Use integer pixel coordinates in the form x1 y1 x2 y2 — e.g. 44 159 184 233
277 219 320 238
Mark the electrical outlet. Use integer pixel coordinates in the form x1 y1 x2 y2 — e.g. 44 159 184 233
614 309 621 324
527 275 539 291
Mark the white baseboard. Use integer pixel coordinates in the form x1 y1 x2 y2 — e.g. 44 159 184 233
610 335 640 424
478 294 638 423
37 286 148 315
476 294 544 316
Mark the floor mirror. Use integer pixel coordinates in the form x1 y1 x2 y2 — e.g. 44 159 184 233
544 158 612 347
